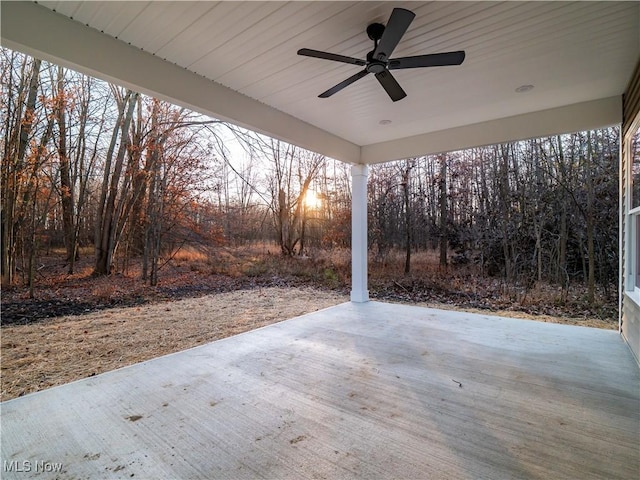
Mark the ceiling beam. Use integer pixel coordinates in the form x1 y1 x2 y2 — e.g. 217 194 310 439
0 1 361 163
361 96 622 164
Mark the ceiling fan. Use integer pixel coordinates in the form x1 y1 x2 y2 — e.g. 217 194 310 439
297 8 465 102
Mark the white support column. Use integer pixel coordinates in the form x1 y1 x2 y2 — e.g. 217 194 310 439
351 164 369 303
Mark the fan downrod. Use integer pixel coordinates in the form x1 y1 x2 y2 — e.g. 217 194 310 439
366 22 387 72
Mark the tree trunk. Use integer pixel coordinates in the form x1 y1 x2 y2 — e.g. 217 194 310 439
498 145 513 281
278 188 290 255
94 90 137 275
1 58 41 286
535 224 542 282
403 161 413 274
439 154 448 268
585 131 596 303
556 136 568 286
55 66 77 273
149 165 164 287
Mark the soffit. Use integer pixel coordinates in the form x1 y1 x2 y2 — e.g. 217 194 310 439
3 1 639 163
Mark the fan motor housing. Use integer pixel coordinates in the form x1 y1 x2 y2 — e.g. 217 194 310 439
366 60 387 74
366 49 387 70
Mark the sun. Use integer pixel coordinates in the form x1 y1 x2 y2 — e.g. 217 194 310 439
303 190 322 209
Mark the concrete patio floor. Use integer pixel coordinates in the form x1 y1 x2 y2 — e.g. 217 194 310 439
1 301 638 479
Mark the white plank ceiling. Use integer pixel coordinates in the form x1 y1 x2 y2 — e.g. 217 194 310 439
2 1 639 163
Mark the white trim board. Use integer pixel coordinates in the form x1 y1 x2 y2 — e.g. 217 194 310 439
362 96 622 163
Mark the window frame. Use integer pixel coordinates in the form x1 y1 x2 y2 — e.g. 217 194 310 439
636 213 640 293
625 121 640 306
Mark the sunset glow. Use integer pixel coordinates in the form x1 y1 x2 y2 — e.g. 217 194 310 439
303 190 322 209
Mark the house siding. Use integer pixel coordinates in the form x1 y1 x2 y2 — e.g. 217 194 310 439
622 296 640 363
622 59 640 363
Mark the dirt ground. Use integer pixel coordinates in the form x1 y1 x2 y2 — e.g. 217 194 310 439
0 247 618 402
1 285 617 402
1 286 347 401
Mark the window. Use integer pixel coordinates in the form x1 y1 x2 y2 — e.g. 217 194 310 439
627 124 640 297
633 128 640 210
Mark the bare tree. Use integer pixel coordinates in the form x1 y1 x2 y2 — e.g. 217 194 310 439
94 87 138 275
438 154 448 268
52 65 77 272
401 159 414 274
230 131 324 256
1 52 44 285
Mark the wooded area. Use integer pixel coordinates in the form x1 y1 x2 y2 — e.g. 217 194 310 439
1 50 619 311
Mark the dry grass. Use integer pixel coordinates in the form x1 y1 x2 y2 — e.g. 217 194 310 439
1 244 618 402
404 300 617 329
169 246 209 263
1 286 347 401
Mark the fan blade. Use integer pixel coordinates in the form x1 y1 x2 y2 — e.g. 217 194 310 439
298 48 366 66
389 51 466 70
319 69 369 98
374 70 406 102
373 8 415 61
